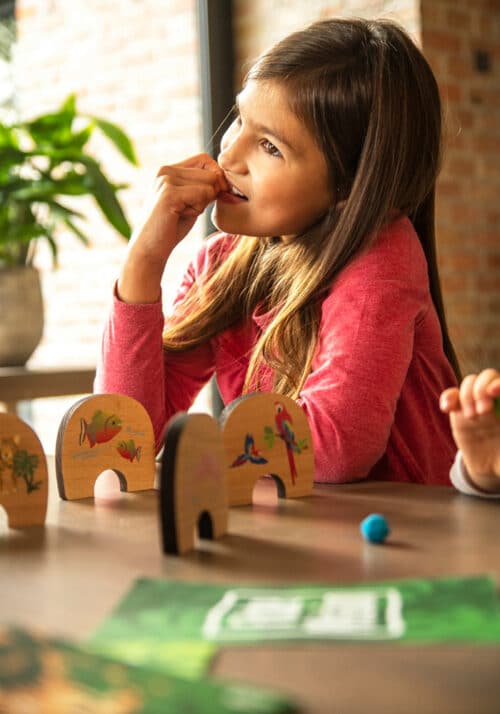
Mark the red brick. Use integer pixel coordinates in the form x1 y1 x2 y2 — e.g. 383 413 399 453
441 251 482 271
424 30 463 54
446 9 470 32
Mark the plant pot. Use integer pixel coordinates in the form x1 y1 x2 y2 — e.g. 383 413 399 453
0 266 44 367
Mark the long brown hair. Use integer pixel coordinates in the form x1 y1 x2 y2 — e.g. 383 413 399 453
163 18 460 396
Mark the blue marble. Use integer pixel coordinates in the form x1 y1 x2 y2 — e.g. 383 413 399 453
360 513 390 543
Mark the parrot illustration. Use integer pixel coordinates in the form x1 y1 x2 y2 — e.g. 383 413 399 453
230 433 269 467
274 401 301 484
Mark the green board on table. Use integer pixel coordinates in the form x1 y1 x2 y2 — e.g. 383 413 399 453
90 574 500 680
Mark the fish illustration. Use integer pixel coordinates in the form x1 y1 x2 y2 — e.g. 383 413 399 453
79 410 122 448
230 433 268 467
116 439 142 463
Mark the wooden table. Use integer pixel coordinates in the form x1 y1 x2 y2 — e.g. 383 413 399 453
1 466 500 713
0 366 95 414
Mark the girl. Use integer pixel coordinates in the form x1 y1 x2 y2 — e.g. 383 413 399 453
96 18 460 485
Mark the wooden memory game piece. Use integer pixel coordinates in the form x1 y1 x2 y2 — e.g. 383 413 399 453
0 412 48 528
160 392 313 554
55 393 156 500
161 412 227 555
221 392 314 506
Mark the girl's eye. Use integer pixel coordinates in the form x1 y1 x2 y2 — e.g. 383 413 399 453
261 139 282 158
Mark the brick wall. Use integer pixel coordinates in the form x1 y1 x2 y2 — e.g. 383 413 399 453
233 0 420 82
13 0 206 448
14 0 203 367
421 0 500 374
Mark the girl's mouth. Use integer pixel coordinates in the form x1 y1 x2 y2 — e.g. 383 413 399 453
229 184 248 200
217 182 248 204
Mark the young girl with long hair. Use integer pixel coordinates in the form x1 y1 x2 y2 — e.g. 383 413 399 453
96 18 460 485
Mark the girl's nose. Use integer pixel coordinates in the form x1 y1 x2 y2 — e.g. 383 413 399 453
218 123 247 174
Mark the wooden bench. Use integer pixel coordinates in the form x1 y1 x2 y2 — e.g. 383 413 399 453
0 366 95 414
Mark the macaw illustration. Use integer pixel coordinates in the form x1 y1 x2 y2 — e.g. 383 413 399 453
274 401 303 484
230 433 269 468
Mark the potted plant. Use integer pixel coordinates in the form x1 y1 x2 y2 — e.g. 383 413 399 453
0 94 137 366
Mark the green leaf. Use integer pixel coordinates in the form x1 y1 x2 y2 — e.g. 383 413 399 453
0 126 19 149
80 157 131 238
43 233 59 267
2 222 48 244
23 95 78 149
26 94 76 133
39 125 93 152
63 217 91 247
60 94 77 117
0 93 135 264
45 199 86 221
11 181 60 201
263 425 275 448
92 117 139 165
48 172 93 196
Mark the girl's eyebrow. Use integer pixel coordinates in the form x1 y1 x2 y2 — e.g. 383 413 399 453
235 95 296 153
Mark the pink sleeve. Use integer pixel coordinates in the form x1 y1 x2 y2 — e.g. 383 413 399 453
94 238 226 451
298 230 427 483
95 293 169 449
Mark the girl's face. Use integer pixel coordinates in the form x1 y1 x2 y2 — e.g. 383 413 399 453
213 80 332 240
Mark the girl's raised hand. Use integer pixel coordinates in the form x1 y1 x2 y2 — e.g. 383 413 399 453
440 369 500 489
118 154 228 304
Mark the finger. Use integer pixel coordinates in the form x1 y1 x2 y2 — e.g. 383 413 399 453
157 153 219 175
156 167 228 198
173 153 220 170
473 368 499 414
485 373 500 398
459 373 478 418
439 387 460 413
157 181 218 216
156 166 222 186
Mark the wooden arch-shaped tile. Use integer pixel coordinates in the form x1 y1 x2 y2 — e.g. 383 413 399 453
55 394 156 500
160 412 227 554
221 392 314 506
0 412 48 528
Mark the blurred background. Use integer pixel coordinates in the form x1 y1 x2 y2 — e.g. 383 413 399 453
1 0 499 452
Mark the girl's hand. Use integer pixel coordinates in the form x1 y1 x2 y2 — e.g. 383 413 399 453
118 154 228 304
133 153 228 258
440 369 500 489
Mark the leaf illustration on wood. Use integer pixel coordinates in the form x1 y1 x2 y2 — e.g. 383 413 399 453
13 450 41 493
263 425 275 449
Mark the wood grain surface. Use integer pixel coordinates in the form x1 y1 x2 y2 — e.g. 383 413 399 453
1 460 499 713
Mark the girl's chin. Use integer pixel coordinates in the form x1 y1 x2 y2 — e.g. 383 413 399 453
210 207 270 237
210 206 246 235
211 205 287 239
